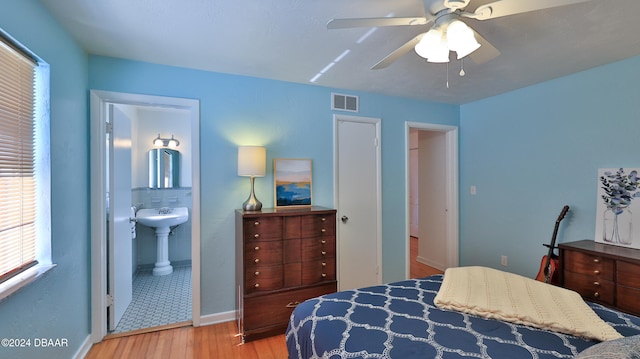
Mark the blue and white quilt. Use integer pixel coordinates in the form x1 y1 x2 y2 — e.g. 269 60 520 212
286 275 640 358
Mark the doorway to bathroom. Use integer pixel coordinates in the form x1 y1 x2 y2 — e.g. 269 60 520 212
89 91 201 342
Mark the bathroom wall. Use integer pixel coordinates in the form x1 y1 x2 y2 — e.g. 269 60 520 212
130 106 193 268
132 106 192 188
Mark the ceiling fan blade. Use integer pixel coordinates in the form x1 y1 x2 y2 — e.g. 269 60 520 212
469 0 592 20
468 30 500 64
371 33 426 70
327 16 431 29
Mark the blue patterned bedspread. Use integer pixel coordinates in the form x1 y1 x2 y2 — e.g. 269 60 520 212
286 275 640 358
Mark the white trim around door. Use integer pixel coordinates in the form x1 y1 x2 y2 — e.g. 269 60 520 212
89 90 201 342
405 122 459 278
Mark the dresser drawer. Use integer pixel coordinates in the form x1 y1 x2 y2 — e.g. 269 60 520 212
617 260 640 287
564 250 614 281
245 240 282 266
564 271 614 305
300 214 336 238
243 282 337 331
243 217 283 241
617 285 640 316
245 265 283 293
301 237 336 261
302 258 336 285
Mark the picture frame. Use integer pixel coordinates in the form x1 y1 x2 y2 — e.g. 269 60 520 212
274 158 312 208
595 167 640 249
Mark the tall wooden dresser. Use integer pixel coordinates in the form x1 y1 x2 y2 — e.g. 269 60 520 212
558 239 640 316
235 206 337 342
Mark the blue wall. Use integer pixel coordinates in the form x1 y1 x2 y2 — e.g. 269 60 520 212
88 56 459 315
459 56 640 277
0 1 89 359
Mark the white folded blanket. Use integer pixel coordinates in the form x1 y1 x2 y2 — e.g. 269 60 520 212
434 266 622 341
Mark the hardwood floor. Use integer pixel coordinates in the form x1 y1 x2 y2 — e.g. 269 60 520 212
86 237 441 358
85 321 287 359
410 236 443 278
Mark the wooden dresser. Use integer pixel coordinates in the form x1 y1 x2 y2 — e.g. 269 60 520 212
235 206 337 342
558 239 640 316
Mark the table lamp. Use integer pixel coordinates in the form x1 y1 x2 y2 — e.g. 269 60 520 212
238 146 266 211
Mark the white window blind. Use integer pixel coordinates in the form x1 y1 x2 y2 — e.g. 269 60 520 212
0 35 38 283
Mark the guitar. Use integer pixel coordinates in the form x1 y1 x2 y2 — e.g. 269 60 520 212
535 205 570 284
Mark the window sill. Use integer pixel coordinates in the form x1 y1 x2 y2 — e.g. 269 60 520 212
0 264 56 302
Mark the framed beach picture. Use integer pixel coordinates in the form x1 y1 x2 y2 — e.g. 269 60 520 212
274 158 312 208
595 168 640 249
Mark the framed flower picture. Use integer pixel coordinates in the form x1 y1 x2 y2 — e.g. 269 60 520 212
595 168 640 249
274 158 312 208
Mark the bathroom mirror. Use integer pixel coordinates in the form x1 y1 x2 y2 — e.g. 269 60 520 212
149 148 180 188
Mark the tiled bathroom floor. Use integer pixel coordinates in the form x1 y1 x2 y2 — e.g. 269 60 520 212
112 265 192 334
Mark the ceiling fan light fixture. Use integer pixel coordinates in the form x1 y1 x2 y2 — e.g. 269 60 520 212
415 28 449 63
446 20 481 59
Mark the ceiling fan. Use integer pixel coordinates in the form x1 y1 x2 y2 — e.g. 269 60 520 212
327 0 592 70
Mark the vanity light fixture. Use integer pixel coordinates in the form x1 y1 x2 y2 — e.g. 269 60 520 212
153 134 180 148
238 146 266 211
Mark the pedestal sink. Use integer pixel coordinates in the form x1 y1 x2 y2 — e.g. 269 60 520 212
136 207 189 276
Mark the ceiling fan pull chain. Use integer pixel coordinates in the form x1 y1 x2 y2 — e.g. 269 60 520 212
459 58 466 77
446 62 450 89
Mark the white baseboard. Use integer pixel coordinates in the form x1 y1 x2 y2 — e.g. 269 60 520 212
74 335 93 359
417 255 444 271
199 310 237 327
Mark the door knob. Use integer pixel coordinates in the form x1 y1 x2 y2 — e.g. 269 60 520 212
341 215 349 223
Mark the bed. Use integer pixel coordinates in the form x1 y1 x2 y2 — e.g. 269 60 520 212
286 269 640 358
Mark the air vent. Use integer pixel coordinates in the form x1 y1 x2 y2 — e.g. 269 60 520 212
332 93 358 112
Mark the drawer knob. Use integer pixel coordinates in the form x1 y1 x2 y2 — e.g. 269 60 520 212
593 258 600 263
322 262 327 267
321 251 327 256
254 271 260 276
321 240 326 244
594 292 599 298
286 301 300 308
321 228 326 233
254 283 260 288
321 273 327 278
593 281 600 286
254 258 260 264
254 246 260 251
593 270 600 275
254 233 260 239
254 221 260 226
321 217 326 222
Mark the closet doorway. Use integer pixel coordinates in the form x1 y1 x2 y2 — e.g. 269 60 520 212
334 114 382 291
406 123 459 278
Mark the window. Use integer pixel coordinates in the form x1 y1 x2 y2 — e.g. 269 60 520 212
0 31 52 300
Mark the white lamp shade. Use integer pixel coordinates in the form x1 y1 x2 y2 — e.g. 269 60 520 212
238 146 266 177
415 28 450 63
415 29 440 58
446 20 481 59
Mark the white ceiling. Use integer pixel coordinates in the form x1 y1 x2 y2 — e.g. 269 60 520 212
39 0 640 104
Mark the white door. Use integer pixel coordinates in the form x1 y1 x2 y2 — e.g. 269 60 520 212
335 115 381 291
409 130 419 237
417 131 447 270
107 105 133 331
